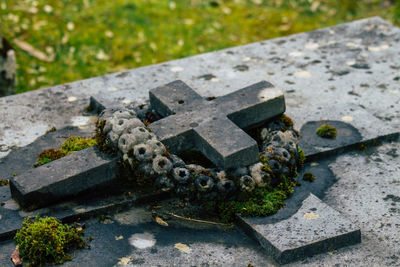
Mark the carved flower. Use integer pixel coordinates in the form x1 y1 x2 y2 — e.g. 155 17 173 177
152 155 173 175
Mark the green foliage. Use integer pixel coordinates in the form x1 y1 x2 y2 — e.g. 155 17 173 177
34 136 97 167
302 172 315 182
202 174 296 222
0 1 398 93
14 217 85 266
316 124 338 139
60 136 97 153
34 148 66 167
298 148 306 167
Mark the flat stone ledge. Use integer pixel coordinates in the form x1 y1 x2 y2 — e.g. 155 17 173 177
9 146 119 210
236 193 361 265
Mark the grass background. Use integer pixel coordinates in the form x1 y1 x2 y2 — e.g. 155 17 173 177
1 0 399 93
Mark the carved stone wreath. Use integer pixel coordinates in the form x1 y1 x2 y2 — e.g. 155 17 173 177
97 104 303 206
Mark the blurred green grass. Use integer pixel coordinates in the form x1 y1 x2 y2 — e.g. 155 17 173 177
1 0 399 93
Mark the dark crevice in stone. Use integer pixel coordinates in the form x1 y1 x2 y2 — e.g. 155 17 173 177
234 65 249 72
197 74 216 80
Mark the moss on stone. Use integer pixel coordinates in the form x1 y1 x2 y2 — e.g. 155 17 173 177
34 149 66 167
14 217 85 266
303 172 315 182
280 114 294 127
206 187 290 223
61 136 97 153
34 136 97 167
95 119 117 155
316 123 337 139
45 126 57 134
298 148 306 167
202 174 296 223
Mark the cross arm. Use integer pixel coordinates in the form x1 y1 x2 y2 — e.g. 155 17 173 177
216 81 286 129
149 114 196 153
194 117 259 169
149 80 203 117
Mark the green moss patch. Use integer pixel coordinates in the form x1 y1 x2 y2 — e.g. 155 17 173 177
34 149 66 167
34 136 97 167
14 217 85 266
202 174 296 223
316 124 337 139
60 136 97 152
302 172 315 182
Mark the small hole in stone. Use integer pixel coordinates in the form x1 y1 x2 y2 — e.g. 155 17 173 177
178 100 184 104
179 170 186 177
139 147 146 154
200 180 207 186
224 183 231 189
118 120 124 125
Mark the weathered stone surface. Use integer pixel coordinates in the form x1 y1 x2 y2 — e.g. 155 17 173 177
1 17 400 266
149 80 285 169
0 35 16 96
9 147 119 210
237 193 361 264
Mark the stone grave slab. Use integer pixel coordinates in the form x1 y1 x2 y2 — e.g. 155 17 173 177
235 158 359 264
236 193 361 265
0 17 400 266
9 146 119 210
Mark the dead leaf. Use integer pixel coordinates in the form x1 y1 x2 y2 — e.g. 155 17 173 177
10 246 22 267
155 216 168 227
174 243 191 253
13 39 54 62
304 212 319 220
118 257 131 265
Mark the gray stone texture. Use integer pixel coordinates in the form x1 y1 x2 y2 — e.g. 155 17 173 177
9 147 119 210
237 193 361 264
149 80 285 169
0 34 16 96
0 17 400 266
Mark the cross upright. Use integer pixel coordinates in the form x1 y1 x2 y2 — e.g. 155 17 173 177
148 80 285 169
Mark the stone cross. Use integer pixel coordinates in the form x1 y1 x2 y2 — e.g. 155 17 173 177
9 80 284 209
149 80 285 169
